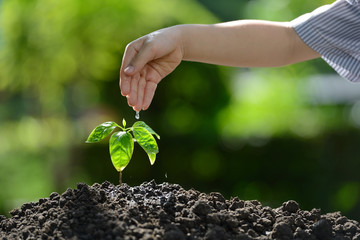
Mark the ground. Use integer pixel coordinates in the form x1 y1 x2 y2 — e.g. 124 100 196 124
1 180 359 239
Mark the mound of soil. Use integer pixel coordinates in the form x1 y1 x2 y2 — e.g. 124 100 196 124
1 180 359 240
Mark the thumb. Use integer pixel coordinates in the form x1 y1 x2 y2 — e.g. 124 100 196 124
125 41 156 75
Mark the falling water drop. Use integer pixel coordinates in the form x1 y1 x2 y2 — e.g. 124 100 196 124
135 111 140 120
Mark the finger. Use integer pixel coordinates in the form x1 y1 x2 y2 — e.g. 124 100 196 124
120 73 131 96
127 39 157 77
142 81 157 110
135 73 146 112
120 40 144 95
121 42 140 74
127 72 140 107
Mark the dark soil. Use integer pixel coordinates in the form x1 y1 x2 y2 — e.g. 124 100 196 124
1 180 359 240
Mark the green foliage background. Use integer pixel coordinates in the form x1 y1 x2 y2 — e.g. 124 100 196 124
0 0 359 221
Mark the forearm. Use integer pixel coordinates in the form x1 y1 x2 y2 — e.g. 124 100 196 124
177 20 320 67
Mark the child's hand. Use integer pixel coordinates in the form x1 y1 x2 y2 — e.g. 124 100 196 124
120 21 321 111
120 26 184 111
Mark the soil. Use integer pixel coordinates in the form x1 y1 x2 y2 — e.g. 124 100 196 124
1 180 359 240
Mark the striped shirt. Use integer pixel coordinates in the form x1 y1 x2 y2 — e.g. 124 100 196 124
291 0 360 82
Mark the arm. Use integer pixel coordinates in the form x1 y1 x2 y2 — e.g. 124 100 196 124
120 21 320 111
180 20 320 67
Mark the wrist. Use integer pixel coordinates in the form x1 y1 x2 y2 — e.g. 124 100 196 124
172 24 211 62
170 24 190 61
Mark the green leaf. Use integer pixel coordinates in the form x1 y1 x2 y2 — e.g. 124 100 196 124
122 118 126 128
86 121 119 143
133 121 160 139
148 152 156 165
133 126 159 165
109 131 134 172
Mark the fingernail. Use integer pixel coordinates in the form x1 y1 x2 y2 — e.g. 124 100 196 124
124 66 134 74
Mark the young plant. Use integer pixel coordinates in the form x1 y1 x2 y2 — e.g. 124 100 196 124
86 120 160 185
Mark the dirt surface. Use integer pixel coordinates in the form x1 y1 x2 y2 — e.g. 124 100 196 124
1 180 359 240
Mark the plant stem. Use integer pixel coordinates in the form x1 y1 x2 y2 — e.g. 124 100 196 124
119 171 122 185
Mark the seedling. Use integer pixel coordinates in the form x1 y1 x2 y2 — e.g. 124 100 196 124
86 120 160 185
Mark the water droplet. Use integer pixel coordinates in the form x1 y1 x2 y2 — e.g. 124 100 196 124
135 111 140 120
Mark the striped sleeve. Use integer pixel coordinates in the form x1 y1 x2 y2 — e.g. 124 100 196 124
291 0 360 82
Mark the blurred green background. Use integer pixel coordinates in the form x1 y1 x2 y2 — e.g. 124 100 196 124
1 0 359 221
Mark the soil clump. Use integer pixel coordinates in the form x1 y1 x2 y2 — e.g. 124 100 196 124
1 180 359 239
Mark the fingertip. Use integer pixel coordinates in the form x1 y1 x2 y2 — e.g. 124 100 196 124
124 66 134 75
126 95 133 106
127 96 137 107
120 88 130 96
121 86 130 96
142 82 156 111
142 100 151 111
133 105 141 112
120 79 130 96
